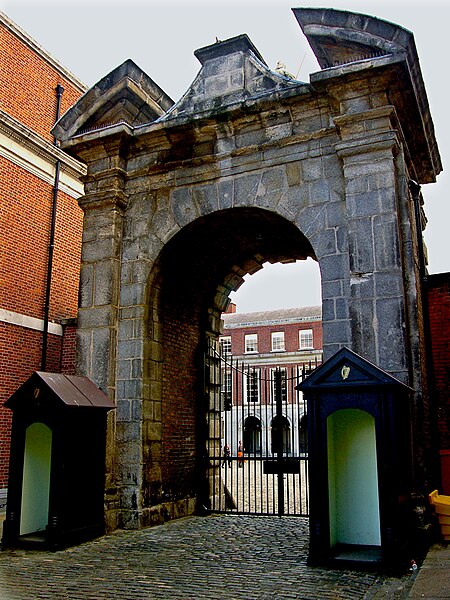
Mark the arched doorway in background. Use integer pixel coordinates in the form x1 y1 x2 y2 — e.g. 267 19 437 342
244 416 262 454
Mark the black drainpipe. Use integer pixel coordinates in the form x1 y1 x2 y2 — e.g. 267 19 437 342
41 83 64 371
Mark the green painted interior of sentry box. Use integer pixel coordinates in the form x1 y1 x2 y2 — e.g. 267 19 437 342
20 422 52 535
327 409 381 547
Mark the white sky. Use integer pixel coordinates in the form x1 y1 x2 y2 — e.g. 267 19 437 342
2 0 448 312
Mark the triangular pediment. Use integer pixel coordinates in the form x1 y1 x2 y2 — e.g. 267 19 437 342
53 59 174 143
297 347 411 391
161 34 303 121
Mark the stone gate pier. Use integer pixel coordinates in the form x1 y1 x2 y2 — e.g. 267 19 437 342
53 8 441 533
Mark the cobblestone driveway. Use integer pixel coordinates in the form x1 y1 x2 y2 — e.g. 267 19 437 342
0 515 412 599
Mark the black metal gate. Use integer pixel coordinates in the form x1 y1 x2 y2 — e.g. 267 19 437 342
204 340 319 517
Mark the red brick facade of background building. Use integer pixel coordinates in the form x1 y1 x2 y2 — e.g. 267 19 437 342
223 309 323 358
427 273 450 494
220 305 323 407
0 20 81 143
0 13 86 493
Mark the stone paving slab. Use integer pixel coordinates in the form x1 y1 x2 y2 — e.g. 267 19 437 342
408 544 450 599
0 515 414 599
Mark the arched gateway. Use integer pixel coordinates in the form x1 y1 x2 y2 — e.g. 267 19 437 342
54 9 441 532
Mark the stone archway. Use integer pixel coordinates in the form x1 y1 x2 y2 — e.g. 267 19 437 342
53 9 441 530
141 207 315 527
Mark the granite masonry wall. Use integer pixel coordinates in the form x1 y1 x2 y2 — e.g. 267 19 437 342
54 10 442 530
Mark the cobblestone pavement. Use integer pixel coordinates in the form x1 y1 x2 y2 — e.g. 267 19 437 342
0 515 414 599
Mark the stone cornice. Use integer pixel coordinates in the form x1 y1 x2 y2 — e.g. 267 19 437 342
309 52 406 85
58 81 313 155
78 190 128 212
59 121 134 155
0 11 87 93
335 130 400 159
224 315 321 329
334 105 397 129
0 308 63 336
0 110 86 178
154 81 312 131
227 350 323 367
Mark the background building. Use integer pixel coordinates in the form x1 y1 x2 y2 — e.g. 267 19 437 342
427 274 450 494
0 12 86 505
219 305 322 457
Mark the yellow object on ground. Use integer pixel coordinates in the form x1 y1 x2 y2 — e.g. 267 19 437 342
429 490 450 540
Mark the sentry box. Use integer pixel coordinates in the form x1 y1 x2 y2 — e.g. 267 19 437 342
298 348 413 571
2 372 115 550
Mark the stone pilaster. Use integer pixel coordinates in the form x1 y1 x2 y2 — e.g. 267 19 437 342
76 140 129 531
336 107 411 381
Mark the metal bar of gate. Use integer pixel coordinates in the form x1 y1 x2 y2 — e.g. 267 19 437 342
274 368 284 516
205 342 315 517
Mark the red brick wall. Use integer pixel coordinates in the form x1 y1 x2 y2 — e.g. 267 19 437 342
0 158 51 316
50 190 83 321
160 306 199 504
226 320 322 356
0 158 82 321
0 18 84 489
0 22 84 143
427 273 450 492
0 174 81 486
60 322 78 374
0 323 62 485
0 155 81 491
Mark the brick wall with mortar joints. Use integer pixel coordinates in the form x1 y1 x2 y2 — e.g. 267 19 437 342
0 156 82 321
0 323 62 486
427 277 450 450
60 323 77 374
1 19 85 490
161 312 199 502
0 23 84 143
51 190 83 320
227 320 322 356
1 157 52 316
147 229 207 504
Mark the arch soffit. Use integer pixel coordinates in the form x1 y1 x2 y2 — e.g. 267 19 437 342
125 181 330 286
136 204 321 321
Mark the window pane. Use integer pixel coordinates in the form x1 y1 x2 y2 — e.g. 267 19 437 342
245 369 260 402
245 333 258 353
220 336 231 355
299 329 313 349
271 368 287 402
221 370 232 410
271 331 285 351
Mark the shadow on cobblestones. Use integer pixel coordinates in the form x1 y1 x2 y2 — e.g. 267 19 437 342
0 515 414 599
